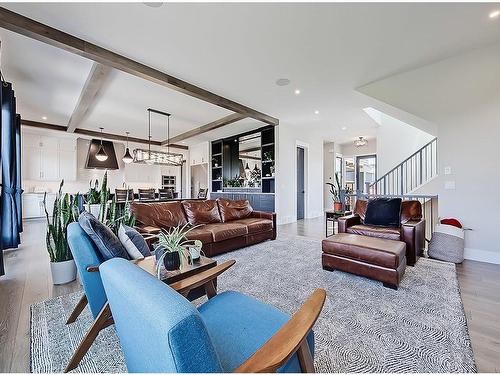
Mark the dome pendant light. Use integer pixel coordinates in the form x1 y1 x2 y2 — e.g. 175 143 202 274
95 127 108 161
122 131 133 164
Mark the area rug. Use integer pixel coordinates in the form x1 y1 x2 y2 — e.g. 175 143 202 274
30 235 476 373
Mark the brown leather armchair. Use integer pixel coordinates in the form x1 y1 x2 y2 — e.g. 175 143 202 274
338 199 425 266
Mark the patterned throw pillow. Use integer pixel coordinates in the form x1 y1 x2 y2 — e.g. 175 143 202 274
118 224 151 259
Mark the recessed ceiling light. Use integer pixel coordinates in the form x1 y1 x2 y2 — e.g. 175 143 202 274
489 10 500 18
341 126 347 130
314 110 319 115
294 89 301 95
275 78 290 86
144 2 164 8
42 116 47 120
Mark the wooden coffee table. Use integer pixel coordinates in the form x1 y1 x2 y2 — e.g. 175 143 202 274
134 254 217 300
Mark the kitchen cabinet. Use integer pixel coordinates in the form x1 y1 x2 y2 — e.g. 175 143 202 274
189 142 209 165
22 132 77 181
23 193 56 219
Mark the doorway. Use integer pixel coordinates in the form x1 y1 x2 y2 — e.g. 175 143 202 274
356 155 377 195
297 147 305 220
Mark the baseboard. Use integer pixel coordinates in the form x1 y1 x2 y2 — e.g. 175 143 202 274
464 247 500 265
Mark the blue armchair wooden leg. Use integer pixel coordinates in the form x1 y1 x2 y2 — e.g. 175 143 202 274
66 294 88 324
64 302 113 373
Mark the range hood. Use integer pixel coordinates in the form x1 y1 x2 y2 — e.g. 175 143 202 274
85 139 119 170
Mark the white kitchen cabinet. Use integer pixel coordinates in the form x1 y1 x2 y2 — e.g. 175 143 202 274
21 131 77 181
189 142 208 165
22 193 55 219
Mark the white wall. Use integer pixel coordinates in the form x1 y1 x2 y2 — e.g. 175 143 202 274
365 109 434 177
276 124 324 224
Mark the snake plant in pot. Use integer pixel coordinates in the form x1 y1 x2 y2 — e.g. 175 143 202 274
43 180 80 285
155 223 200 276
326 172 343 212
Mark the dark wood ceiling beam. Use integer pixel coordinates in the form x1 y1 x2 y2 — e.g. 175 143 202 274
0 7 279 126
161 113 247 145
67 62 112 132
21 119 189 150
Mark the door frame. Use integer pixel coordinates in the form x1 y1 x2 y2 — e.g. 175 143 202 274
355 154 377 195
294 141 309 221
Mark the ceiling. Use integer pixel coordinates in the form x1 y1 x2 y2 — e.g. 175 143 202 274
2 3 500 145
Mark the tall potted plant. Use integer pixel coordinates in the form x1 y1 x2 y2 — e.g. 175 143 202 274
326 172 343 212
43 180 80 285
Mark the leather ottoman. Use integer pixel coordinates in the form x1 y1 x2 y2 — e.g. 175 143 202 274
322 233 406 289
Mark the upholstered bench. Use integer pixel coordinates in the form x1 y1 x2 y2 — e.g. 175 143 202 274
322 233 406 289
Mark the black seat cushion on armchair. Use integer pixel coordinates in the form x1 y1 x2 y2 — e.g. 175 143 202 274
364 198 402 228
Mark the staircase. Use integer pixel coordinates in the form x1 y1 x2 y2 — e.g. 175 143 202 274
369 138 438 196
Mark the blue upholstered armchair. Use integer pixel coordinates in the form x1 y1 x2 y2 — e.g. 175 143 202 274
100 258 326 373
65 222 113 372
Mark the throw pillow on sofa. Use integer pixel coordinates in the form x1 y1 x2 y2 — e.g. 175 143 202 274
364 198 402 228
118 224 151 259
78 211 129 260
182 200 222 225
217 198 253 222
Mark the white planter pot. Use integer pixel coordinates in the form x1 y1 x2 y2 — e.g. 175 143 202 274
50 259 77 285
87 203 101 218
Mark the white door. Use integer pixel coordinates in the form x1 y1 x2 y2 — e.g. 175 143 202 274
23 147 41 180
59 150 77 181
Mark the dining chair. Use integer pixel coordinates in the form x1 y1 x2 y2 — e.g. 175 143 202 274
138 188 155 200
115 188 134 202
100 257 326 373
158 188 174 200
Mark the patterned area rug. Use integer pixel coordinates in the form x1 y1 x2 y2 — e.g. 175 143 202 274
30 235 476 373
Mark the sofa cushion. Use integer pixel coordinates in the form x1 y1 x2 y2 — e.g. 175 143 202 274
182 200 222 225
346 224 401 241
364 198 402 227
353 199 368 222
400 200 423 224
185 227 214 245
130 201 187 228
232 217 273 234
198 291 314 372
78 211 129 261
118 224 151 259
216 198 253 222
322 233 406 269
202 223 248 242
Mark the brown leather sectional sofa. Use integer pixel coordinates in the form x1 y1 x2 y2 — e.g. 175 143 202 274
130 198 276 257
338 199 425 266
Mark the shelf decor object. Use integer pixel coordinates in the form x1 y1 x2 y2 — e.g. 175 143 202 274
133 108 183 166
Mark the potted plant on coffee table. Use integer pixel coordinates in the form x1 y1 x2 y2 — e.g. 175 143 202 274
326 172 343 212
155 223 200 276
43 180 80 285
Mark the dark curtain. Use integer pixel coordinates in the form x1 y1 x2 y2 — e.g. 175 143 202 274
1 82 20 255
15 114 23 233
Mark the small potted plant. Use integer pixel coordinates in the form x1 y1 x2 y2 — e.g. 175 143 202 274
43 180 80 285
326 172 343 212
86 179 101 218
155 223 200 276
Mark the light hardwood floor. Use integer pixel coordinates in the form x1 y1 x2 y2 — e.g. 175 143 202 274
1 217 499 372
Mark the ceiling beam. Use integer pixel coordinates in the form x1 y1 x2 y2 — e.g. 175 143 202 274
67 62 112 132
161 113 247 145
21 119 189 150
0 7 279 126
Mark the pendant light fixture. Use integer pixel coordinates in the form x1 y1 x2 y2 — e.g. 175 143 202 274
245 162 250 172
95 127 108 161
354 136 368 147
122 131 133 164
133 108 183 166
